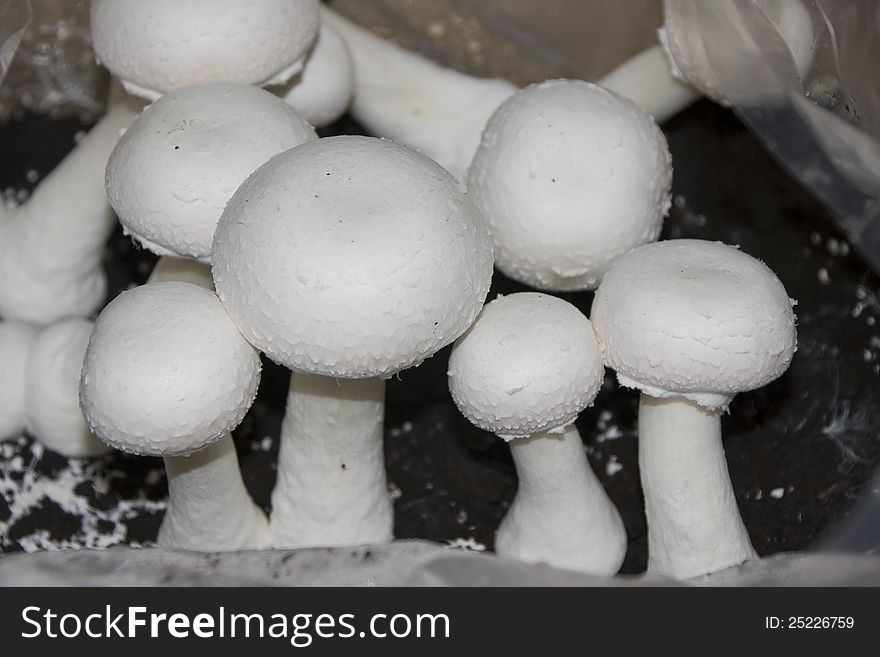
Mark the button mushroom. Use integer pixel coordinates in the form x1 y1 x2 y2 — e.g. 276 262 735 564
106 82 317 263
79 282 268 550
448 293 626 575
468 79 672 291
212 135 493 548
591 239 797 579
90 0 321 101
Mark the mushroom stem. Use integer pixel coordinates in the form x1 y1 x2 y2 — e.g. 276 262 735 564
322 8 697 179
497 424 626 575
270 373 392 548
159 432 272 550
0 96 144 324
638 394 757 579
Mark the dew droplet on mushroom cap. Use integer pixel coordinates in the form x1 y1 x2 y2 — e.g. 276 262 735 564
90 0 321 100
212 135 494 378
105 83 317 263
448 292 605 440
79 282 261 457
468 79 672 292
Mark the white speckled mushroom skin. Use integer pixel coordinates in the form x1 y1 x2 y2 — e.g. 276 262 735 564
90 0 320 100
639 395 756 580
80 282 269 550
498 425 626 575
592 239 797 579
271 374 391 548
26 319 107 458
277 24 355 128
468 80 672 292
449 293 625 575
0 97 144 324
214 136 493 547
0 321 37 440
106 83 316 262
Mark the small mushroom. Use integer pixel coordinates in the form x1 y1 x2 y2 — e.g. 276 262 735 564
448 293 626 575
276 24 355 128
79 282 268 550
468 79 672 291
591 239 797 579
106 82 317 263
90 0 321 100
212 135 493 548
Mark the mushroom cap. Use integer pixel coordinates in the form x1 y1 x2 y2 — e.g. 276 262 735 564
106 83 317 262
591 239 797 410
79 282 261 457
467 79 671 292
212 135 494 378
0 321 37 440
448 293 605 440
279 24 354 128
26 319 108 458
90 0 320 99
660 0 815 103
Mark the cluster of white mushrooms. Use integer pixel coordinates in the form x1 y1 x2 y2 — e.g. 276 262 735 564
0 0 813 581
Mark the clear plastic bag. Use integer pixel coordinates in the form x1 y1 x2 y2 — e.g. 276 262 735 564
672 0 880 271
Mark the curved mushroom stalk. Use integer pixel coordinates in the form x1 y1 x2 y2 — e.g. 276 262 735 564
497 425 626 575
0 321 37 440
321 7 695 180
160 432 272 550
0 96 144 324
270 374 392 548
638 395 756 580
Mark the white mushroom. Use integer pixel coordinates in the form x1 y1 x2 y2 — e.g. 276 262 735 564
106 82 317 263
0 96 144 324
79 282 268 550
322 3 814 180
276 24 355 128
0 319 107 457
212 135 493 548
90 0 321 101
468 79 672 291
448 292 625 575
591 239 797 579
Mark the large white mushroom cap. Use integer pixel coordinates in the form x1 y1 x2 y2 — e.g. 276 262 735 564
106 83 317 262
90 0 320 100
212 135 494 379
278 24 355 128
448 293 605 440
0 321 37 440
591 239 797 410
468 79 672 291
79 282 261 457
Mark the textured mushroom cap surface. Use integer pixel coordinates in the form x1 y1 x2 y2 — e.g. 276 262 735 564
26 319 108 458
106 83 316 261
468 79 671 291
280 24 354 128
448 293 605 439
0 321 37 440
90 0 320 99
79 282 261 456
591 239 797 410
213 135 494 378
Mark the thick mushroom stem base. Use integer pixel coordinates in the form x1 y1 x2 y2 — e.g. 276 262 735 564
639 394 757 580
496 425 626 575
159 432 271 551
270 373 393 548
